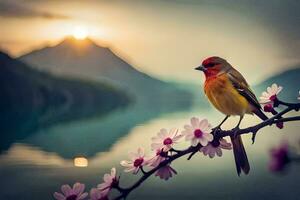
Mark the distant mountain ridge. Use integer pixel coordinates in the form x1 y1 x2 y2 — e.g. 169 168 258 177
19 37 193 108
0 51 129 152
16 37 193 158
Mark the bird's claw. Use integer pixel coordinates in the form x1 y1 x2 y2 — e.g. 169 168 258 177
232 127 240 138
212 126 221 135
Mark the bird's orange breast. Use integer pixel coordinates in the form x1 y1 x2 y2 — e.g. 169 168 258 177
204 73 252 116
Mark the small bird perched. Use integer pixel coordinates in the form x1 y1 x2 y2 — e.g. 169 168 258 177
195 56 268 175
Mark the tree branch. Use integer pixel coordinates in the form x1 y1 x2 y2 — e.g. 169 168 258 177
111 101 300 200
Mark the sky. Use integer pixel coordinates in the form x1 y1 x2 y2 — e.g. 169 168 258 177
0 0 300 84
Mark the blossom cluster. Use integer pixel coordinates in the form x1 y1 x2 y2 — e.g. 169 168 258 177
120 119 232 178
54 118 232 200
53 84 300 200
259 84 285 129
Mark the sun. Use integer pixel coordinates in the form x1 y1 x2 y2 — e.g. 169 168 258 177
72 26 88 40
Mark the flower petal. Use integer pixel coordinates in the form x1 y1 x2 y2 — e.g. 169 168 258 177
61 185 72 196
168 128 177 137
208 150 215 158
90 188 102 200
73 183 84 195
191 138 199 146
277 86 283 94
216 148 223 157
185 131 194 139
199 137 208 146
103 174 112 183
199 119 208 129
205 133 213 142
78 192 88 200
267 86 273 94
124 166 136 173
191 117 200 128
53 192 65 200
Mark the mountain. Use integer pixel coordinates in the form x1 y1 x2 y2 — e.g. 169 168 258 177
255 67 300 102
19 37 192 110
16 37 193 158
0 51 130 152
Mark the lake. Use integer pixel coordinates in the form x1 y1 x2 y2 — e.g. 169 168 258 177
0 97 299 200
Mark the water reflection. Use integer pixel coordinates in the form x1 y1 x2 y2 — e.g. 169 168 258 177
0 106 299 200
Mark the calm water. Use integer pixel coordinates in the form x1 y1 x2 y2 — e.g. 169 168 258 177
0 100 300 200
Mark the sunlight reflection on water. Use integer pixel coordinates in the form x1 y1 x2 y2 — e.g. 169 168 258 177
74 157 88 167
0 107 299 200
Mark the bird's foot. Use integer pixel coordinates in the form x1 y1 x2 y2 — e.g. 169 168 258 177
212 126 222 136
232 127 240 138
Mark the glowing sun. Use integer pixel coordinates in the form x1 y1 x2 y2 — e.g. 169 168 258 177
72 26 88 40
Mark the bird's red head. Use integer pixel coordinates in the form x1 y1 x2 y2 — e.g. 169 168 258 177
202 56 217 67
195 56 227 78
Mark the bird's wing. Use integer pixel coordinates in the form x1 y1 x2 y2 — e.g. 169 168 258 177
227 68 261 109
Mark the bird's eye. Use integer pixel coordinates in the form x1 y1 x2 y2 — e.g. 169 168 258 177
206 63 215 68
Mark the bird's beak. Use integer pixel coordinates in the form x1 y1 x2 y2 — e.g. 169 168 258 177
195 65 206 72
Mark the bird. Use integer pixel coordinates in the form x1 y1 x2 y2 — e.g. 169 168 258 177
195 56 268 176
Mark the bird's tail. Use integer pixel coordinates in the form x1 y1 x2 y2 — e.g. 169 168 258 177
230 135 250 176
253 108 268 121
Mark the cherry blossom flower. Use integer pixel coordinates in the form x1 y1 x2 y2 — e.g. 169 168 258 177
259 83 283 105
182 117 213 147
120 148 146 174
146 149 167 168
155 165 177 180
200 138 232 158
54 183 88 200
89 188 108 200
151 128 183 152
269 142 290 172
97 168 118 196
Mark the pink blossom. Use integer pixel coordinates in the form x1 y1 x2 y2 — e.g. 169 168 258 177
200 138 232 158
151 128 182 152
120 148 146 174
269 142 290 172
146 149 166 168
155 165 177 180
97 168 117 196
259 83 283 105
54 183 88 200
182 117 213 147
89 188 108 200
298 91 300 100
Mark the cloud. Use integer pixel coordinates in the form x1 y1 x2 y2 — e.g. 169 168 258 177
0 1 69 19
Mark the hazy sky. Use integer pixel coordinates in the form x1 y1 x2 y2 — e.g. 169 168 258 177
1 0 299 83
